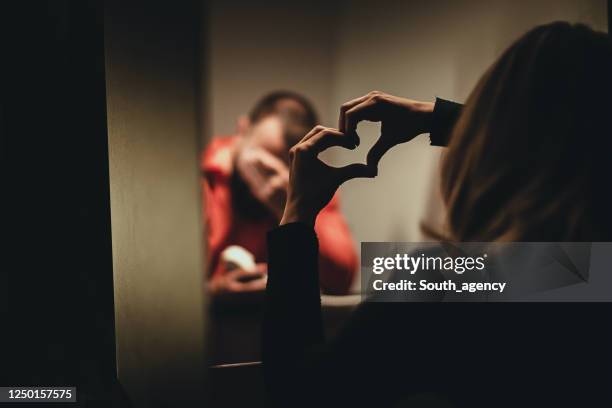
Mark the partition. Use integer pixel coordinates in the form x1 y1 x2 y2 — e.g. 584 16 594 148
105 1 208 406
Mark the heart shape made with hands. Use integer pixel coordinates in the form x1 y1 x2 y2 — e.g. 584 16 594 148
320 92 432 172
318 121 392 172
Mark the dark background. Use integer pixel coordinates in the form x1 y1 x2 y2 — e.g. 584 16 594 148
3 1 123 405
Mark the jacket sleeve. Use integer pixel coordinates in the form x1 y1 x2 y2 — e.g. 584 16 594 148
263 224 435 407
202 172 232 279
263 223 325 406
429 97 463 147
314 195 358 295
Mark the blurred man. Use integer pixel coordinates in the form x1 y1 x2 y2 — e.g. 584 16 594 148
202 91 357 295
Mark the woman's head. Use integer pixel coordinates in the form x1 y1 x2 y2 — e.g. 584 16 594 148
440 22 612 241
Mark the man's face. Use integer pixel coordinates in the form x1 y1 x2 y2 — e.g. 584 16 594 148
240 115 288 164
232 115 291 220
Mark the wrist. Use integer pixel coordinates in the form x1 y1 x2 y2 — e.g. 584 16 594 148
280 199 316 227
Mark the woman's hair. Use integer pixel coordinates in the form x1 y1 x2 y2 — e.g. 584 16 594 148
436 22 612 242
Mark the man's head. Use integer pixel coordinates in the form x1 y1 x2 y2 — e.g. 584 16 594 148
232 91 319 219
239 91 319 162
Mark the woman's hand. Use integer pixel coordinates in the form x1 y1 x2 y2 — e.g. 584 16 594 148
280 126 376 227
339 91 434 167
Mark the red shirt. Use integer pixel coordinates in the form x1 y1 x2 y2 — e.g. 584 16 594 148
202 136 357 294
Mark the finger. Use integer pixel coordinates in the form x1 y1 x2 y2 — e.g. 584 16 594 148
304 128 357 154
226 267 260 281
299 125 327 143
238 149 268 186
245 160 269 194
229 274 267 292
240 275 268 292
301 125 359 150
344 98 382 136
334 163 377 184
366 136 395 168
339 94 371 133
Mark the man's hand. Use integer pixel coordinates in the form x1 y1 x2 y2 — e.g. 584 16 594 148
235 147 289 219
209 264 267 295
280 126 376 227
338 91 434 167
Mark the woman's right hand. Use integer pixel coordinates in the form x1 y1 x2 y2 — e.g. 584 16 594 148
338 91 434 167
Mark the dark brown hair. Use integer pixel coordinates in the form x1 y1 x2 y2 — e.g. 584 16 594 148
436 22 612 241
249 90 319 148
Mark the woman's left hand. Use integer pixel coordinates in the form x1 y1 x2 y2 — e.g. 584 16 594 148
280 125 377 227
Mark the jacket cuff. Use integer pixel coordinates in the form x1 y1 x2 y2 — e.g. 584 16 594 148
268 222 318 247
430 97 463 147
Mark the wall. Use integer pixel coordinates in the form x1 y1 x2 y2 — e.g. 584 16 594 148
208 0 337 137
104 1 208 406
208 0 608 263
324 0 607 249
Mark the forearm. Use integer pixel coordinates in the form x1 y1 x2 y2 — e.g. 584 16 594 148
263 223 378 406
263 223 325 401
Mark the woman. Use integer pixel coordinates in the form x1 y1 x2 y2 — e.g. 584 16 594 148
263 22 612 407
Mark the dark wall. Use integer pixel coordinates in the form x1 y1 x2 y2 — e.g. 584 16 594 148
4 1 125 405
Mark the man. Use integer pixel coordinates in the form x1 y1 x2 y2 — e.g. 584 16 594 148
202 91 357 295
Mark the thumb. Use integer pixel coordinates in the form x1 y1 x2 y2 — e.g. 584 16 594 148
366 135 394 169
335 163 377 185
